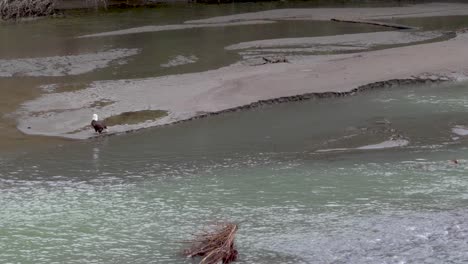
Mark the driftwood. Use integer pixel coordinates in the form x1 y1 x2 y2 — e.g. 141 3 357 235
331 18 417 30
262 56 288 64
184 223 239 264
0 0 55 20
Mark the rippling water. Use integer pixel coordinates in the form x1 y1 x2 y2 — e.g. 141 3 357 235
3 2 468 262
2 82 468 263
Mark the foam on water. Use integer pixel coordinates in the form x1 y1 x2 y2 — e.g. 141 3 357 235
357 139 409 150
317 139 409 152
160 55 198 68
2 150 468 263
452 126 468 136
255 210 468 264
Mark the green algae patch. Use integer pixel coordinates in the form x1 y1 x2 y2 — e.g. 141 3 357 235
103 110 168 126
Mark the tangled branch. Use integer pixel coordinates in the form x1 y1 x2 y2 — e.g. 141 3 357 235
184 222 239 264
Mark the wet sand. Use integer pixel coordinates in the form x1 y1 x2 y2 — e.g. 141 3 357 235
78 20 276 38
0 79 70 155
225 31 445 50
185 3 468 24
17 30 468 138
0 49 139 155
0 49 139 77
77 3 468 39
5 3 468 143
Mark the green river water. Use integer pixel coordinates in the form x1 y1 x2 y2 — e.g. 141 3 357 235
2 82 468 263
0 3 397 152
1 2 468 263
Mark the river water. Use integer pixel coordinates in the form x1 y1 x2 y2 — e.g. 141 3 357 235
2 2 468 264
1 3 399 153
2 82 468 263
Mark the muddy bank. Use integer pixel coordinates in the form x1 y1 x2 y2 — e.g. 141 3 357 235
50 78 446 139
163 78 445 131
0 49 139 77
9 3 468 140
77 3 468 39
15 30 468 139
226 31 452 62
226 31 447 50
185 3 468 24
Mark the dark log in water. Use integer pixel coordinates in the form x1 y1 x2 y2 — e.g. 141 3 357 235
331 18 417 30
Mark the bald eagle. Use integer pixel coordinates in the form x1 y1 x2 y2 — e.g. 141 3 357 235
91 114 107 134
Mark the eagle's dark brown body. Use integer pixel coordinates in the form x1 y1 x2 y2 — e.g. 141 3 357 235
91 120 107 134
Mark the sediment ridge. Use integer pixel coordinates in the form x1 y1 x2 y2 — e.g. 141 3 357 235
16 30 468 139
13 3 468 140
96 77 447 138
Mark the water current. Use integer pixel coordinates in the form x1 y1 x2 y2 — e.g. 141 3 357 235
2 82 468 263
2 2 468 263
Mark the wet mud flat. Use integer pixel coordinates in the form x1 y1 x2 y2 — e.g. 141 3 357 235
16 30 468 139
3 53 468 263
1 2 468 152
2 3 468 263
3 83 468 262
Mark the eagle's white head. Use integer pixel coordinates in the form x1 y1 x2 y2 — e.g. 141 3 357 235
92 114 98 121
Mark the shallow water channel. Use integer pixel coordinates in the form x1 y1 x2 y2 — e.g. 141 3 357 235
2 2 468 263
2 82 468 263
5 2 468 152
1 3 396 152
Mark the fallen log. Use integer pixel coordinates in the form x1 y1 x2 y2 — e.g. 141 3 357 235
331 18 418 30
262 55 288 64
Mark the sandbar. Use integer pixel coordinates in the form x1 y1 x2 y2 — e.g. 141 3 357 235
14 3 468 139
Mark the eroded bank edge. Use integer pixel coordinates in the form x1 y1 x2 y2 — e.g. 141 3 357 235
89 77 449 139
